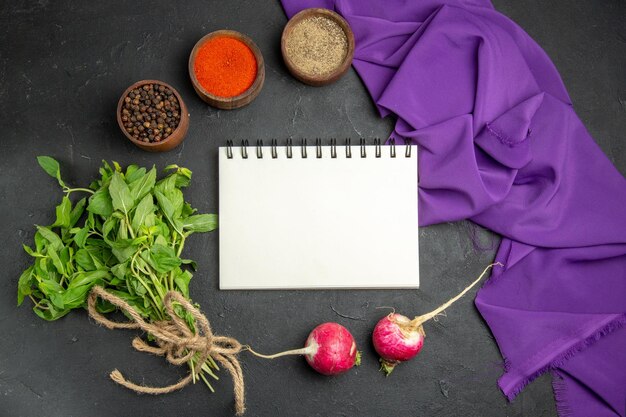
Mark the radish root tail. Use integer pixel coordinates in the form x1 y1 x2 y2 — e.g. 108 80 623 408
243 345 314 359
408 262 504 330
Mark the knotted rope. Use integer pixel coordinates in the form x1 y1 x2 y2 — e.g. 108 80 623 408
87 286 245 415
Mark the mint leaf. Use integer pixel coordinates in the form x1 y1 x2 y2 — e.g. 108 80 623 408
131 194 154 232
37 156 65 187
73 227 89 248
17 266 34 306
125 165 144 183
142 244 181 273
182 214 218 233
88 188 113 217
129 166 156 202
174 269 192 298
69 197 87 228
109 172 134 215
36 226 63 251
52 196 72 229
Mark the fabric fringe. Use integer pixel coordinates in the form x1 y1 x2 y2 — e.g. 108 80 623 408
502 357 512 372
551 371 573 417
503 313 626 403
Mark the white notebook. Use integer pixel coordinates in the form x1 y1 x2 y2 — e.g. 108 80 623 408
218 141 419 289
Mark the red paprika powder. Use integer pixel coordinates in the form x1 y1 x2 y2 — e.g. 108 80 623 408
193 36 257 98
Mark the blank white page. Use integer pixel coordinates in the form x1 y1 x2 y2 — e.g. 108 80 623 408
219 145 419 289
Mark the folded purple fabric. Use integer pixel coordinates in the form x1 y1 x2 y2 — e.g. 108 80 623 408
282 1 626 415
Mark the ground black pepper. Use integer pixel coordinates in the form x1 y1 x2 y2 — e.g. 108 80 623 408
121 83 181 143
285 16 348 77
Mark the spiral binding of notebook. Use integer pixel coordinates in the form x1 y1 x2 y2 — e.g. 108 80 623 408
219 137 419 290
224 138 413 159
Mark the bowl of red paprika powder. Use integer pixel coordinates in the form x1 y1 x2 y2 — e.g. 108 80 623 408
189 30 265 110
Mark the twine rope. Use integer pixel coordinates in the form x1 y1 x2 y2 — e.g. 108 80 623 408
87 286 245 415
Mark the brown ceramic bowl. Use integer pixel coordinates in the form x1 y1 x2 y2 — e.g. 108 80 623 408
188 30 265 110
281 8 355 86
117 80 189 152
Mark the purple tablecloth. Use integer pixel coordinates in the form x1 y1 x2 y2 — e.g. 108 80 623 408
281 1 626 415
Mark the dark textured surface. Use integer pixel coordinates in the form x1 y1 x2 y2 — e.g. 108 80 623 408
0 1 623 416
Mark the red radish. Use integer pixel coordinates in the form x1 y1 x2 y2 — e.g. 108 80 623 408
304 322 360 375
246 322 361 376
373 313 424 375
372 263 502 375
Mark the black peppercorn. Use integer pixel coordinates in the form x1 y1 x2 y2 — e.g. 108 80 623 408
121 82 182 143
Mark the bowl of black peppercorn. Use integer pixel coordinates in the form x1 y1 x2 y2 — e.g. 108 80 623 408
117 80 189 152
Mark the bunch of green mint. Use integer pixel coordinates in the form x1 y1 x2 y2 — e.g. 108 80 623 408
19 156 217 319
18 156 221 387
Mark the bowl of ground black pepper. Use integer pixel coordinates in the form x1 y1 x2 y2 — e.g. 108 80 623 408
117 80 189 152
281 8 355 86
189 30 265 110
